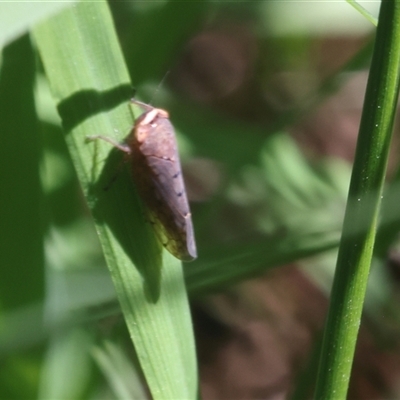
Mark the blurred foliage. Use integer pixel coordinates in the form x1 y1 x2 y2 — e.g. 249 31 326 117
2 1 400 399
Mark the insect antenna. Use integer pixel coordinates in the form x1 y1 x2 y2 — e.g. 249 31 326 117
130 71 171 111
148 70 170 106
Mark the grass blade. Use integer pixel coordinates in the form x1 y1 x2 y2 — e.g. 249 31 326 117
33 2 197 398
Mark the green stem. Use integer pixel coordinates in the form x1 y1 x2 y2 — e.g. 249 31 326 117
315 1 400 399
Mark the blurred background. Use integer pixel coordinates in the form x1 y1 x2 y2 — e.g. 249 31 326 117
3 1 400 399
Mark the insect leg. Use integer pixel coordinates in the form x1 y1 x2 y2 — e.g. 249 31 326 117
86 135 131 154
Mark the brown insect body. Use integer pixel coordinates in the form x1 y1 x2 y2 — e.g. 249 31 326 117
87 101 197 261
128 103 197 261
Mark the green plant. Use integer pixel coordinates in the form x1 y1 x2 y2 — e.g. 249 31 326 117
1 1 399 399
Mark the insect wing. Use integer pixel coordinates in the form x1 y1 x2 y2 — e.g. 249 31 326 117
146 153 197 261
133 112 197 261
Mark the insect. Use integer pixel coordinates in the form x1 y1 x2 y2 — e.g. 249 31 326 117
87 99 197 261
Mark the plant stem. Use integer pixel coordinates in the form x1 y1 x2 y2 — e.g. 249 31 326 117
315 1 400 398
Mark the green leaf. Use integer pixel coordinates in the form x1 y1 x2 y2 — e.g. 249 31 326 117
33 2 197 399
0 34 44 310
346 0 378 26
38 329 93 400
92 340 147 400
0 2 76 47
